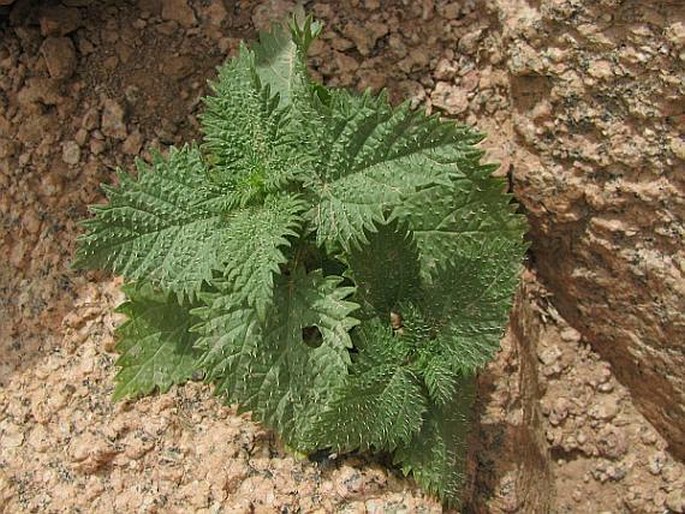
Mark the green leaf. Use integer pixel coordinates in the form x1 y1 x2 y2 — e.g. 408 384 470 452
312 363 427 452
264 267 359 353
220 194 305 317
421 237 526 371
113 282 201 400
74 145 228 300
311 319 425 451
346 219 422 317
76 145 302 308
394 376 476 508
396 164 527 281
385 237 524 406
201 46 305 195
347 317 412 373
191 289 261 399
304 91 467 252
194 266 359 448
253 16 322 109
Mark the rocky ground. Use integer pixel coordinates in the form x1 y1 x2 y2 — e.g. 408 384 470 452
1 0 683 512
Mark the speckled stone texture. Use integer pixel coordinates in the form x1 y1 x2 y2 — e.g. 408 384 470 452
493 0 685 459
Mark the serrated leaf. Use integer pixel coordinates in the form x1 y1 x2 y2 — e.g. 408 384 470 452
390 238 524 405
74 145 229 300
220 194 305 317
311 317 425 451
194 266 359 448
191 288 262 400
346 219 422 317
304 91 466 252
201 46 306 195
421 355 460 406
394 375 476 508
422 237 526 371
76 145 303 308
113 283 201 400
396 166 528 281
348 317 412 373
253 16 322 109
312 363 427 452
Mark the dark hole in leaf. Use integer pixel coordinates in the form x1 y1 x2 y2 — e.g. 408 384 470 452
302 325 323 348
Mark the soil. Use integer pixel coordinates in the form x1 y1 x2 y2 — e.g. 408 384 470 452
1 1 683 513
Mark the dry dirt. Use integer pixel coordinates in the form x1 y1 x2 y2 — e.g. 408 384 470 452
1 0 683 513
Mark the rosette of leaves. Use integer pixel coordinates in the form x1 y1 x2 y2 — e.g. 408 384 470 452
74 17 527 507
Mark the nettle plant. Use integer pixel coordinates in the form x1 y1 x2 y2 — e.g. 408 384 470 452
75 18 526 506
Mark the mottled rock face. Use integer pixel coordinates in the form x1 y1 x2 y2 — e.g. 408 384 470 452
498 0 685 458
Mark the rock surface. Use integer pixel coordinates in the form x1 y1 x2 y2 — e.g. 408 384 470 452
38 4 83 36
492 0 685 459
100 98 127 140
467 271 552 513
40 36 77 79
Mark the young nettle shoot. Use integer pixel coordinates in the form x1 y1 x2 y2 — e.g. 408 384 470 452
75 17 527 506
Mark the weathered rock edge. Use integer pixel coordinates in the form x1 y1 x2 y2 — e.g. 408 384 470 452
493 0 685 460
466 270 553 513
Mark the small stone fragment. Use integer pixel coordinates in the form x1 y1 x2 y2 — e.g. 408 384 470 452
40 173 64 196
648 451 667 475
666 489 685 513
538 344 562 365
138 0 161 16
344 21 388 56
434 58 457 81
549 397 569 426
430 81 469 115
333 51 359 76
251 0 295 30
458 28 484 55
224 458 250 493
16 77 62 106
588 397 619 421
439 2 460 19
461 69 480 92
123 435 154 460
596 427 628 460
666 21 685 48
1 424 24 448
161 0 197 27
0 139 17 158
587 59 613 79
39 5 82 36
122 129 143 155
90 138 106 155
640 429 658 445
669 137 685 160
62 140 81 165
205 1 227 26
164 54 194 79
81 107 100 130
101 99 127 140
40 37 78 80
69 433 119 474
74 128 88 146
560 328 580 342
